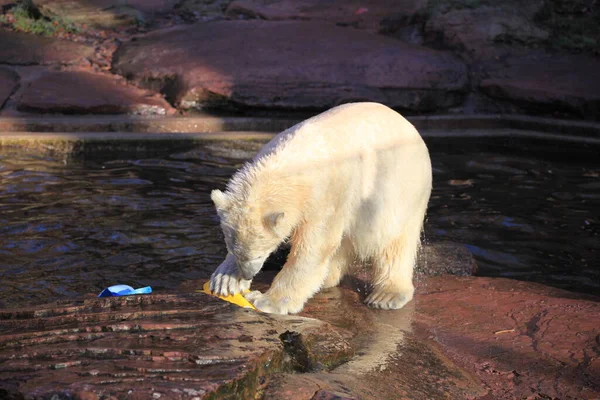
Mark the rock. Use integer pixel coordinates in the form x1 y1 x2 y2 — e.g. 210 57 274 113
0 30 94 65
0 293 351 399
36 0 179 29
17 70 175 115
273 275 600 400
480 51 600 120
0 67 19 110
424 7 549 60
226 0 427 33
417 241 478 276
176 0 234 19
112 20 468 112
414 276 600 400
311 390 357 400
266 283 487 400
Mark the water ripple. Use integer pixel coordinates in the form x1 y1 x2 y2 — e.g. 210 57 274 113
0 137 598 308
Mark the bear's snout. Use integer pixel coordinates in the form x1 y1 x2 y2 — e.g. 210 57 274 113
237 258 265 280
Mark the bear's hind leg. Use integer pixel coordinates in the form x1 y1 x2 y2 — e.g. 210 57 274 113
366 223 421 310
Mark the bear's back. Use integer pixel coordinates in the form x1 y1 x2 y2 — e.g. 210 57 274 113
255 102 422 166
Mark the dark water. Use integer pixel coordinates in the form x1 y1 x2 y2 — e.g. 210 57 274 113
0 137 598 308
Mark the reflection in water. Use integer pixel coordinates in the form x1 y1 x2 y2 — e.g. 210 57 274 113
0 137 598 308
335 301 415 375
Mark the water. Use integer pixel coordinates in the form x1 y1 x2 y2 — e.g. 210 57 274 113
0 136 598 308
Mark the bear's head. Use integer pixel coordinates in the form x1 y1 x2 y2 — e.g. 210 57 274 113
211 189 289 280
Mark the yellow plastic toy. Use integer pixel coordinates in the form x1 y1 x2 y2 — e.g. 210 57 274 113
200 281 256 310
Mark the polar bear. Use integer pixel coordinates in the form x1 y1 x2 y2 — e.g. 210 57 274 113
209 102 432 314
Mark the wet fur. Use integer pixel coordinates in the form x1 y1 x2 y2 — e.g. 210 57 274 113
210 102 432 314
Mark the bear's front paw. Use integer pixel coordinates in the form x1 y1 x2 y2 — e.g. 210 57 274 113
210 259 251 296
244 291 298 315
365 289 413 310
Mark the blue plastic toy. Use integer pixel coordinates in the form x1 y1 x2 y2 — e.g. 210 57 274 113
98 284 152 297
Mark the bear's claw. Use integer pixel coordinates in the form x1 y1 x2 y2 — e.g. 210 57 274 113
210 257 251 296
365 290 412 310
244 291 291 314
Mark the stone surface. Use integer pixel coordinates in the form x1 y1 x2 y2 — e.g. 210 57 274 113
262 275 600 399
0 67 19 110
414 276 600 400
425 7 549 60
0 30 94 65
262 280 487 400
177 0 233 19
0 293 351 399
480 52 600 119
226 0 427 33
112 20 468 112
17 70 175 115
36 0 180 29
417 241 478 276
1 260 598 399
261 275 600 399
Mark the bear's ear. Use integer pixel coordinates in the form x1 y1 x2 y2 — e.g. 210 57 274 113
211 189 230 211
264 212 285 233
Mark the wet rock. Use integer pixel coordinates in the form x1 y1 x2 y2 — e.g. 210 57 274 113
226 0 427 33
0 67 19 110
480 51 600 120
17 70 175 115
414 276 600 400
417 241 478 276
112 20 468 112
424 7 548 60
0 293 351 399
268 275 600 399
0 30 94 65
266 286 486 400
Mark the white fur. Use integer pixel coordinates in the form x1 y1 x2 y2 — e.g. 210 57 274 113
209 102 432 314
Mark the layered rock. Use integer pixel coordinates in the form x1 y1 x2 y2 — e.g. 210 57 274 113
113 20 468 112
226 0 427 33
0 30 93 65
0 293 352 399
0 67 19 110
425 7 549 60
17 70 175 115
413 276 600 400
480 51 600 119
35 0 180 29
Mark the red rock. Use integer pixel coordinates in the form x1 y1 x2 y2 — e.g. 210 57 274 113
417 241 477 276
0 67 19 110
36 0 180 30
311 390 357 400
261 374 327 400
424 7 548 60
480 52 600 120
414 276 600 399
275 275 599 400
0 293 351 399
0 30 94 65
113 20 468 112
269 285 487 400
17 70 175 115
226 0 427 33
